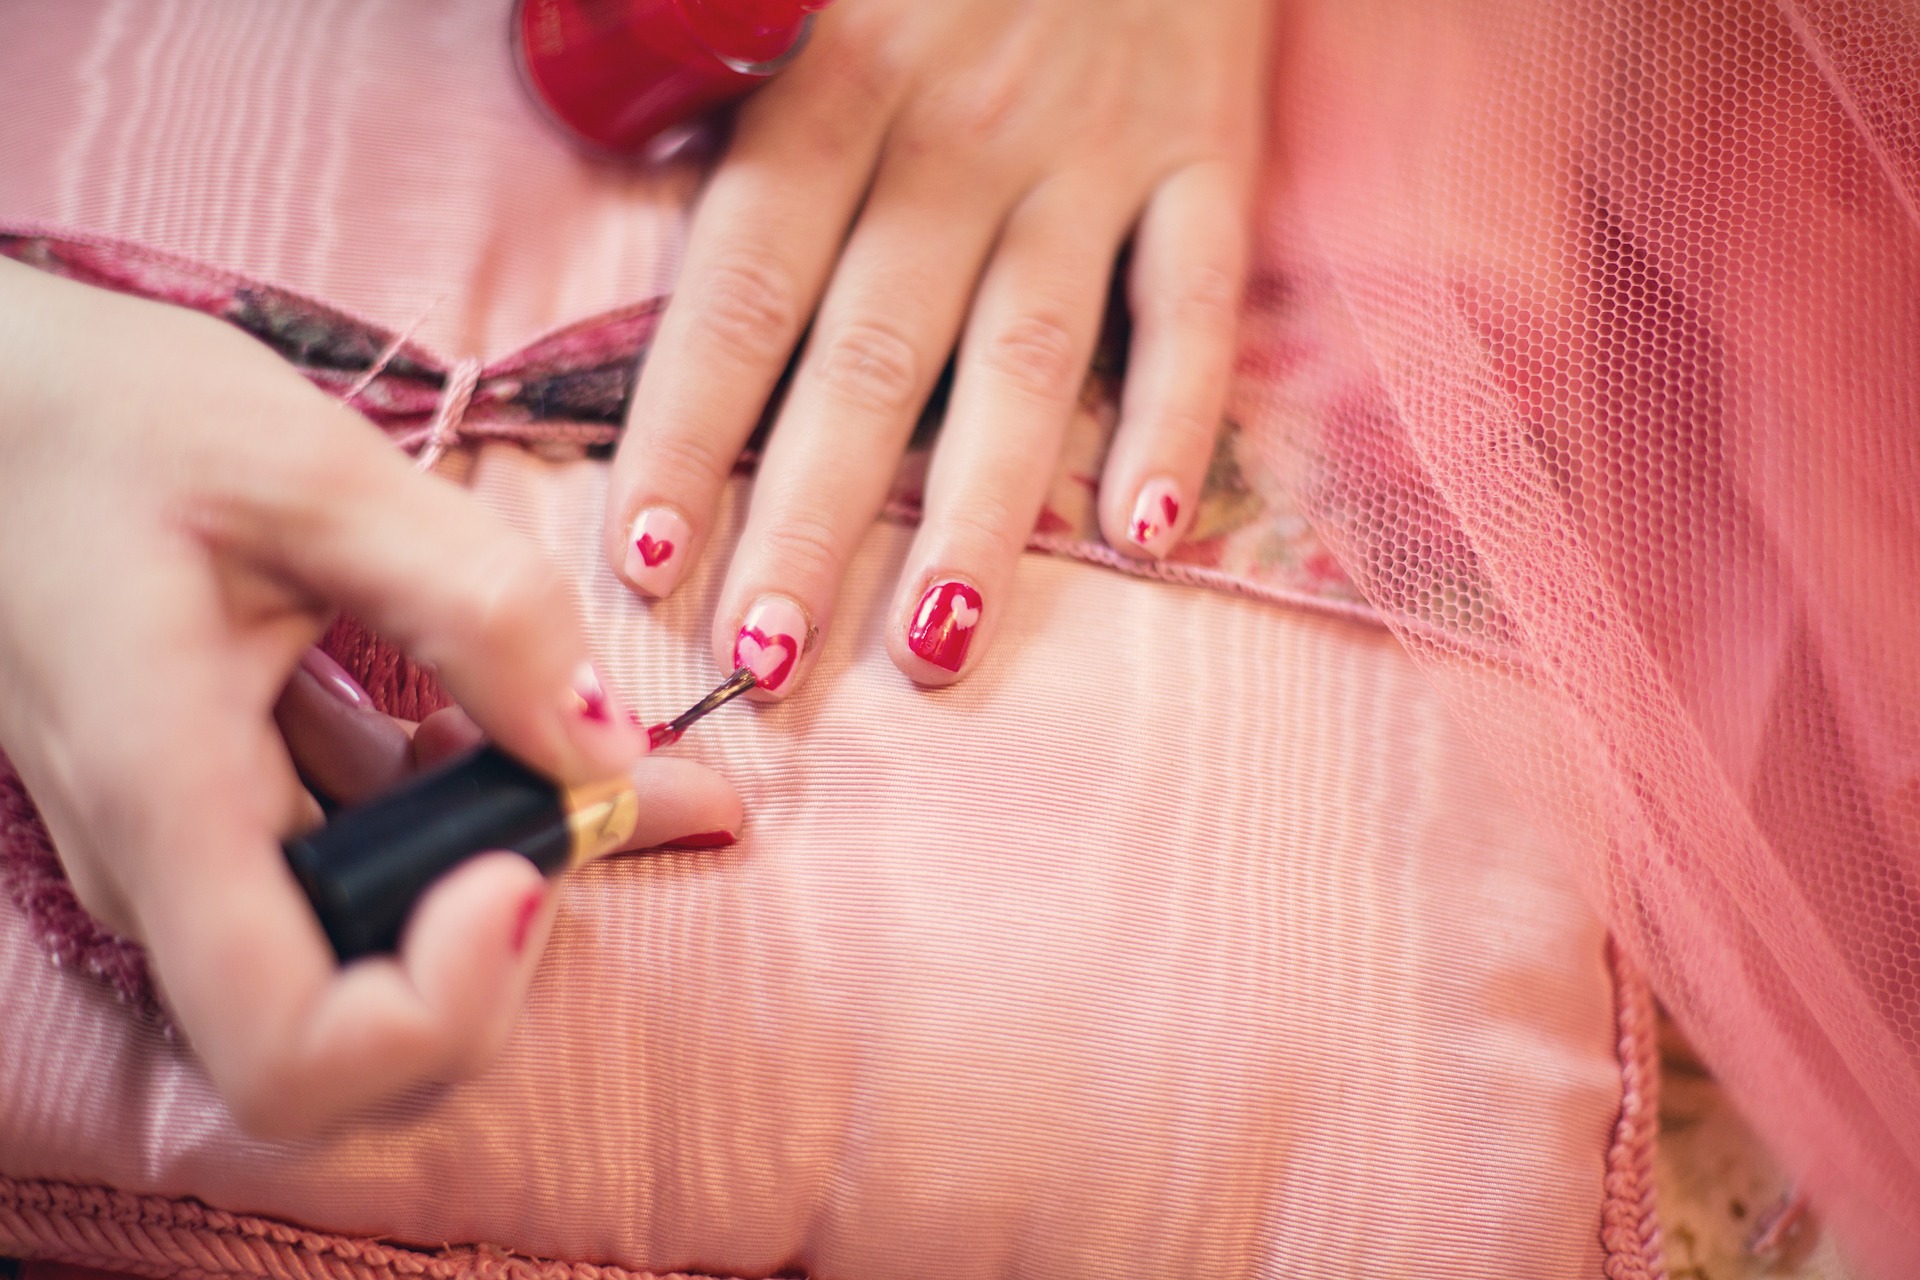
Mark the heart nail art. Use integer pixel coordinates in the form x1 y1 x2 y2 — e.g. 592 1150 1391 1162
1126 478 1185 559
733 596 807 694
636 532 674 567
625 507 692 597
908 579 985 672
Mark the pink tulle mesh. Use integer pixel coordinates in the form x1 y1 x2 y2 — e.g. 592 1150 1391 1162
1235 1 1920 1272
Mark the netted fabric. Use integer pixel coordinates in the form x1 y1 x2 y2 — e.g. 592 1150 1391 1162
1233 1 1920 1273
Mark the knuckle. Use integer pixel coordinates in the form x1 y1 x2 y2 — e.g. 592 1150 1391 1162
1153 407 1222 453
454 546 567 656
641 424 735 491
800 26 902 118
907 84 1022 157
811 319 922 414
758 509 847 586
688 253 802 365
1166 262 1242 332
938 487 1029 560
982 312 1083 403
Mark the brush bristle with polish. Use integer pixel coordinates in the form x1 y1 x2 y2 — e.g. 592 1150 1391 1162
647 667 757 749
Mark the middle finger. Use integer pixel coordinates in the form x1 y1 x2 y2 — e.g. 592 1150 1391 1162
709 162 1009 699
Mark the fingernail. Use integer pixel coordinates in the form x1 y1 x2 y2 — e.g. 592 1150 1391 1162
509 885 548 955
667 830 738 849
732 595 807 695
1126 477 1185 559
299 647 371 709
568 661 630 730
624 506 692 597
907 579 984 673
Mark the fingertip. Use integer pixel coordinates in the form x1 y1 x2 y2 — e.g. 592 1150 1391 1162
1105 473 1192 563
557 660 652 776
717 591 814 701
618 504 695 599
620 755 748 852
398 850 551 1077
892 575 987 686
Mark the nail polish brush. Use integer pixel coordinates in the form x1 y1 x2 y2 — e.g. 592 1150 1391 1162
284 668 757 961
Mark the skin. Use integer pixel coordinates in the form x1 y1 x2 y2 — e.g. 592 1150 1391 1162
0 258 741 1137
0 0 1270 1133
605 0 1271 697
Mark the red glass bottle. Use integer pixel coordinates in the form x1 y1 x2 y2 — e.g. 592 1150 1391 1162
513 0 833 155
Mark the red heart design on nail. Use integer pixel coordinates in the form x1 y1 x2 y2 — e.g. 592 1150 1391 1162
1160 494 1180 526
735 627 796 690
636 533 675 568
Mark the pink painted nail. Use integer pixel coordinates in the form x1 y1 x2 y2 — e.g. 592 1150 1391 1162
732 595 807 694
907 579 984 673
510 885 548 955
624 506 692 597
1126 477 1185 559
568 661 629 728
299 647 371 709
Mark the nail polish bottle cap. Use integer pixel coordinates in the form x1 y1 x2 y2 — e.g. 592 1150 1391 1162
513 0 837 156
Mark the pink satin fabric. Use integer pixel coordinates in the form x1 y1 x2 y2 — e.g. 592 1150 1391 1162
0 452 1626 1278
6 0 1902 1275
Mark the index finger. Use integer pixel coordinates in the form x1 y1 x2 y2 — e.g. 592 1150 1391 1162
602 54 889 599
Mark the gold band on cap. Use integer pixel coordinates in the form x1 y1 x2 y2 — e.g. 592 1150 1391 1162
563 777 642 868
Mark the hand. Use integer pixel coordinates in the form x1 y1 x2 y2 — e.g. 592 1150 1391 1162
0 258 741 1136
604 0 1269 696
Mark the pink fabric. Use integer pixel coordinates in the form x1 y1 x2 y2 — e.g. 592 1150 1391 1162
1234 2 1920 1274
10 0 1910 1275
0 454 1626 1278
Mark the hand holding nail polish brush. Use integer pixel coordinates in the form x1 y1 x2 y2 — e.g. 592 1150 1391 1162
284 668 757 961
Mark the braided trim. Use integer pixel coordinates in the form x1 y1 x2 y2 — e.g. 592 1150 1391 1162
1601 937 1667 1279
0 1177 738 1280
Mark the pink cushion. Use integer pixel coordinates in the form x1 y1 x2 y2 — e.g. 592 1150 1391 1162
0 451 1636 1279
0 5 1654 1277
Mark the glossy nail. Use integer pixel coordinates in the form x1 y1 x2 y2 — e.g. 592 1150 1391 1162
732 595 807 694
624 506 692 597
1126 477 1185 559
666 830 738 849
299 647 372 709
510 885 548 955
907 579 984 673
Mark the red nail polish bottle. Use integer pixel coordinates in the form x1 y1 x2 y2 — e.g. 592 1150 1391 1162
513 0 833 156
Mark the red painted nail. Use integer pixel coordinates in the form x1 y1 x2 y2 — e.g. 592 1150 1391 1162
510 886 548 955
907 579 983 672
646 722 683 750
299 647 371 709
666 830 738 849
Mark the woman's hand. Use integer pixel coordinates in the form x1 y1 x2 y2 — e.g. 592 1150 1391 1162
604 0 1269 696
0 258 741 1136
